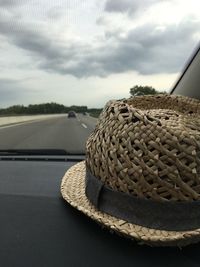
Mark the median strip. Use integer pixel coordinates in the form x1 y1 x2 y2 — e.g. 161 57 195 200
0 114 66 127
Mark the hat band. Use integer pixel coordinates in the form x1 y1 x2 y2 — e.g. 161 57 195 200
85 167 200 231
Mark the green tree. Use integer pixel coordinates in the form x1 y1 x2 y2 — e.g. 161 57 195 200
130 85 162 96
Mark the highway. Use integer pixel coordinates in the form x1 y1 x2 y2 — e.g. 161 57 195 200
0 114 97 154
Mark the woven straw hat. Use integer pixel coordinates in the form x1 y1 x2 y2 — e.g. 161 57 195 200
61 94 200 247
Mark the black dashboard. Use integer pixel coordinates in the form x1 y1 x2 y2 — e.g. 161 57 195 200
0 159 200 267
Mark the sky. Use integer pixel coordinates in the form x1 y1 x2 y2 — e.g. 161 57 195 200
0 0 199 108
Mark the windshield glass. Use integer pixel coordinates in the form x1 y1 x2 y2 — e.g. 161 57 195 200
0 0 199 154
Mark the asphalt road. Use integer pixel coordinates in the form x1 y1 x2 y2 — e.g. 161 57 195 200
0 114 97 154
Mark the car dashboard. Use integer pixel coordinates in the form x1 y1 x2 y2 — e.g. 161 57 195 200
0 156 200 267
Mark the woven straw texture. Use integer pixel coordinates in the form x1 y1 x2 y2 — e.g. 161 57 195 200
61 94 200 246
61 161 200 247
86 94 200 202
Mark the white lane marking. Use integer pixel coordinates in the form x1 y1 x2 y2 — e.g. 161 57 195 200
81 123 87 129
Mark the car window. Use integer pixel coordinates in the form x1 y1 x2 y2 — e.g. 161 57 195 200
0 0 199 154
171 45 200 99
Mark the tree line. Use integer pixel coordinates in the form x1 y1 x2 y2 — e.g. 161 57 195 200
0 85 166 116
0 103 102 116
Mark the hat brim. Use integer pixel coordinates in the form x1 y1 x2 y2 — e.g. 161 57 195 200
61 161 200 247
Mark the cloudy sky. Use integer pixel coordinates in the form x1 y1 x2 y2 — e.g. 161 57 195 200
0 0 199 108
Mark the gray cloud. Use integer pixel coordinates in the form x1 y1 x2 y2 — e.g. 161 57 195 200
100 20 199 75
39 19 200 77
46 6 65 19
104 0 158 14
0 0 18 7
0 12 72 61
0 0 28 8
0 9 199 78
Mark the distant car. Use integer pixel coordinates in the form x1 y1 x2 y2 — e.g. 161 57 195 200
82 112 87 115
68 111 76 118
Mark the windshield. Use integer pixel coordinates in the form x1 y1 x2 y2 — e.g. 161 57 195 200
0 0 199 154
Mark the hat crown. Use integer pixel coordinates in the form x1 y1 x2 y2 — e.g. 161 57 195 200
86 94 200 202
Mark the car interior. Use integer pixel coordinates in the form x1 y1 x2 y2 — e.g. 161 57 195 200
0 1 200 266
0 44 199 267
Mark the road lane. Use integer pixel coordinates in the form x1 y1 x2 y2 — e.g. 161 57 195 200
0 115 97 153
78 114 98 129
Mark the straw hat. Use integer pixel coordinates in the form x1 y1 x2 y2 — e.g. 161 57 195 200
61 94 200 247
